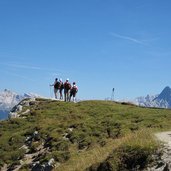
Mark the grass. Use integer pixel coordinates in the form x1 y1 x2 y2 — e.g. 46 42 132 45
0 99 171 170
58 129 159 171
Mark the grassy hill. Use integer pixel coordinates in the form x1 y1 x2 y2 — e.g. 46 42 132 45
1 99 171 170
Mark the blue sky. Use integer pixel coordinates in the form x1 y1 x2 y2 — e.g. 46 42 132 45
0 0 171 100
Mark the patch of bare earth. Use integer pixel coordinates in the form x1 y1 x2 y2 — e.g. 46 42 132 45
145 131 171 171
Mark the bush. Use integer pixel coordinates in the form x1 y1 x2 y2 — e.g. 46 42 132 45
8 134 25 146
19 164 30 170
51 140 69 151
0 149 25 165
0 160 4 167
10 149 25 161
112 131 157 170
87 130 159 171
29 142 41 153
78 136 92 150
111 145 154 170
52 151 70 162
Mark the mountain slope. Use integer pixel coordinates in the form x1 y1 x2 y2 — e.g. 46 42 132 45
135 86 171 108
0 110 9 120
0 89 23 111
134 94 158 107
153 86 171 108
0 89 41 119
1 99 171 170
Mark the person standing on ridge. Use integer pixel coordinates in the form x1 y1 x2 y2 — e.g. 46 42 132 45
50 78 60 99
64 78 71 102
59 78 64 100
70 82 78 102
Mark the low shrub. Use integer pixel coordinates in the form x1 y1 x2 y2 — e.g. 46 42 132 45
52 151 70 162
51 140 69 151
10 149 25 162
87 130 159 171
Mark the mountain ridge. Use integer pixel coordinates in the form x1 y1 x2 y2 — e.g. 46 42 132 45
135 86 171 108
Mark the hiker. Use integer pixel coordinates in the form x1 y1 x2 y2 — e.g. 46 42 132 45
64 78 71 102
70 82 78 102
59 78 64 100
50 78 60 99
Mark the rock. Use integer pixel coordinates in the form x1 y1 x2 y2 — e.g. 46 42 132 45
29 101 37 106
33 131 40 141
7 98 38 119
163 163 170 171
32 162 53 171
20 98 36 107
22 109 30 115
48 158 55 166
10 104 22 113
68 127 74 132
32 163 43 171
156 161 165 169
63 133 69 141
17 105 23 112
19 145 29 153
8 112 19 119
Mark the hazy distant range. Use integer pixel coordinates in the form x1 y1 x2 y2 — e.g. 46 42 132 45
0 110 9 120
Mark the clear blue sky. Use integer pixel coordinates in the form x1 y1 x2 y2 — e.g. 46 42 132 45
0 0 171 100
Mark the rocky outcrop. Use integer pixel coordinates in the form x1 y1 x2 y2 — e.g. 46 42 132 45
7 128 56 171
8 98 35 119
3 98 71 171
144 132 171 171
0 89 41 120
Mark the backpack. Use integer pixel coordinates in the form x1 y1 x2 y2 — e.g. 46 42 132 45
72 85 78 93
64 82 71 90
60 82 64 89
54 81 60 89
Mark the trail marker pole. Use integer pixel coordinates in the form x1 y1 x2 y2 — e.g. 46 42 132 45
49 85 52 98
111 88 115 101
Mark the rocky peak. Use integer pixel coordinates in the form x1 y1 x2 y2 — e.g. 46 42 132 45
155 86 171 102
134 86 171 109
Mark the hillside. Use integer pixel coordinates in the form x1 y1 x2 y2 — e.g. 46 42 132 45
1 99 171 171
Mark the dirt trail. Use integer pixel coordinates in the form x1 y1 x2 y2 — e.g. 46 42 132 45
145 131 171 171
155 131 171 147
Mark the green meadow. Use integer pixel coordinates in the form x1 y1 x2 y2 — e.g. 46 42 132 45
1 99 171 170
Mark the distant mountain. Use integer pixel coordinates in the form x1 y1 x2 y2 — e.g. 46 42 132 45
0 89 41 120
153 86 171 106
0 110 9 120
134 94 158 107
135 86 171 108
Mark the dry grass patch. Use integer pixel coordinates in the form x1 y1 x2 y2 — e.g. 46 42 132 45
57 129 158 171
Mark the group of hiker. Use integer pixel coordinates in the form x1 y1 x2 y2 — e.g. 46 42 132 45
50 78 78 102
